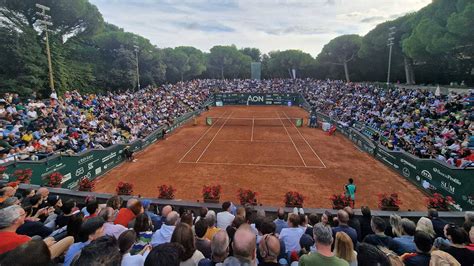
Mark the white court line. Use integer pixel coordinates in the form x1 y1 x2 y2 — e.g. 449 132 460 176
214 139 292 143
283 111 327 168
179 160 326 169
178 110 229 163
251 118 254 142
195 111 234 162
276 111 307 167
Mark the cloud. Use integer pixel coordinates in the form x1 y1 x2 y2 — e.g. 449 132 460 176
89 0 432 56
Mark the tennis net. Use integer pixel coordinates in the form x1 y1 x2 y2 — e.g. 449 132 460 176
205 117 303 127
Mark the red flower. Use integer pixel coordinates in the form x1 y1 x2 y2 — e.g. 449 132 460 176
237 189 258 205
378 193 402 209
202 185 221 200
46 172 63 188
284 191 304 206
330 194 352 209
426 193 454 210
13 169 33 184
79 178 95 192
158 184 176 199
116 182 133 195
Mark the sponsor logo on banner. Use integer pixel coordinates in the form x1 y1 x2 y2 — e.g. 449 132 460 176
62 173 72 184
78 155 94 165
402 167 410 178
247 95 264 103
400 158 417 170
75 167 84 177
102 152 117 163
433 167 461 185
95 167 102 175
440 181 455 194
421 170 432 180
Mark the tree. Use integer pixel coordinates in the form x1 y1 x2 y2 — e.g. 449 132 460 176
240 47 261 62
316 35 362 82
264 50 314 79
207 45 252 79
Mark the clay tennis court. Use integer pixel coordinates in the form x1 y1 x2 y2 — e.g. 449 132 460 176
95 106 427 210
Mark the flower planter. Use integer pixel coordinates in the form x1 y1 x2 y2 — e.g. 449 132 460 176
332 205 346 210
433 208 449 212
204 199 220 204
381 206 400 211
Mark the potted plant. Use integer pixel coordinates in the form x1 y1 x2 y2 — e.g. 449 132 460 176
78 178 95 192
116 182 134 196
0 166 7 180
158 184 176 199
46 172 63 188
426 193 454 211
330 194 352 209
13 169 33 184
284 191 304 208
237 189 258 205
378 193 401 211
202 185 221 203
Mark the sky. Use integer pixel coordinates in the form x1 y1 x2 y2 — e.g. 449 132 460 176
89 0 431 56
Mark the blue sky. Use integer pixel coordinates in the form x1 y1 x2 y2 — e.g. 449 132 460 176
89 0 431 56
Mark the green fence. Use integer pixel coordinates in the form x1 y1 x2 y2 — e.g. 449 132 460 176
214 93 301 106
1 107 208 190
314 112 474 211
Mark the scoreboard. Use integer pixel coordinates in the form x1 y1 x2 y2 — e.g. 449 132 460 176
214 93 301 106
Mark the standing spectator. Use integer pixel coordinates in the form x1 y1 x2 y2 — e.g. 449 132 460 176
344 207 361 241
222 224 257 265
194 219 211 259
440 225 474 266
389 218 417 255
334 232 357 266
363 217 392 248
401 231 433 266
274 207 288 235
151 211 179 246
332 210 358 249
428 209 447 238
358 206 373 240
216 201 235 230
204 211 219 241
344 178 356 207
64 216 105 266
299 223 349 266
171 223 204 266
99 207 128 240
279 213 304 254
142 200 161 231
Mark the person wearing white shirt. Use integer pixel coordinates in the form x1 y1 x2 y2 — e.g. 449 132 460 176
118 230 150 266
279 213 305 254
216 201 235 230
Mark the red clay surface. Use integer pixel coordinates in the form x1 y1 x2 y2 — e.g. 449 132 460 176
95 106 427 210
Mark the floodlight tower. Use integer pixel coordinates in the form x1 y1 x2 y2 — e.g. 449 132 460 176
133 37 140 91
36 3 55 92
386 27 396 86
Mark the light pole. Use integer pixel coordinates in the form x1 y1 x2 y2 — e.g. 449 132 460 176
386 27 396 86
36 4 55 92
133 39 140 91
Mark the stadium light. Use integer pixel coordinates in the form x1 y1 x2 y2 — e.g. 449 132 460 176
386 27 396 86
36 3 55 93
133 39 140 91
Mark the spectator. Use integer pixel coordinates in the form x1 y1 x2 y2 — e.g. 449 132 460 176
344 207 361 241
145 242 184 266
226 215 246 257
114 199 142 228
332 210 358 249
195 219 211 259
258 234 280 266
321 210 332 228
84 200 99 220
106 195 123 212
204 210 219 241
118 230 151 266
55 199 79 229
299 223 349 266
198 229 230 266
72 235 122 266
64 216 105 266
151 211 179 246
440 225 474 266
356 243 391 266
0 186 15 204
141 200 161 230
0 239 52 266
362 216 392 248
279 213 304 254
305 213 319 237
171 223 204 266
223 224 257 265
274 207 288 235
387 214 402 238
401 231 433 266
334 232 357 266
217 201 235 230
132 213 154 254
389 218 417 255
417 217 436 239
359 206 373 240
99 207 128 240
428 209 447 238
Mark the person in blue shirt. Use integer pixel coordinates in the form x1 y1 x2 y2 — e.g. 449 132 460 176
402 231 433 266
64 216 105 266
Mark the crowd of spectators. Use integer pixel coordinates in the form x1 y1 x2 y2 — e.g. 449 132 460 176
0 185 473 265
1 79 472 167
